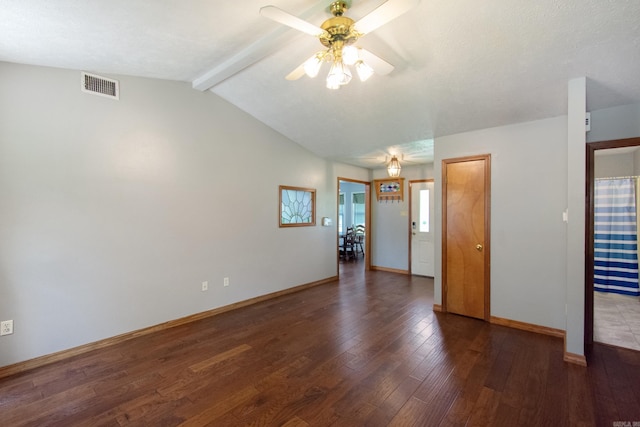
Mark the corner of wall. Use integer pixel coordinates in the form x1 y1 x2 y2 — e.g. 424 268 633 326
566 77 587 357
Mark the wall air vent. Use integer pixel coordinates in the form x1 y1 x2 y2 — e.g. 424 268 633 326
81 72 119 100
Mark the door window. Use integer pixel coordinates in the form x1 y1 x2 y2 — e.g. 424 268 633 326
420 189 430 232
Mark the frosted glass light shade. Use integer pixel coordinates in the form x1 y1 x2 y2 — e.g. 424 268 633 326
356 61 374 81
342 45 359 65
326 61 352 88
326 80 341 90
304 54 324 78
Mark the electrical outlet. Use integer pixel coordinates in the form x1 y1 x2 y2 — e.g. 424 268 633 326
202 281 208 291
1 320 13 336
223 277 229 287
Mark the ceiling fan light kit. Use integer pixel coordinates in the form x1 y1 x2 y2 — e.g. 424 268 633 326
261 0 418 90
316 2 366 89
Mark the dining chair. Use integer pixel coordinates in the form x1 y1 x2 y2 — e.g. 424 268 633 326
339 227 357 261
354 224 365 257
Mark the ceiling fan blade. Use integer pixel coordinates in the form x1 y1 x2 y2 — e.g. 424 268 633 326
285 62 306 81
359 49 394 75
286 51 326 80
353 0 420 35
260 5 326 37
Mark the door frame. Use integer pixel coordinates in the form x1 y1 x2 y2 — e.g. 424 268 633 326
337 177 371 275
585 136 640 345
408 179 434 275
442 154 492 320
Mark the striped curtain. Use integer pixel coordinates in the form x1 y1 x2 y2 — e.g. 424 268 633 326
594 178 640 296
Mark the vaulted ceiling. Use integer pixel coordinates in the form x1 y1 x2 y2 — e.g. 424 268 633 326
2 0 640 169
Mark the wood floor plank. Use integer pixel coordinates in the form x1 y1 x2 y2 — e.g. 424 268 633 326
1 265 639 426
0 378 39 408
281 416 309 427
187 343 253 373
365 376 422 426
1 383 97 426
298 353 395 425
515 332 552 426
491 402 521 427
388 396 432 427
566 364 597 426
483 339 515 392
598 344 640 421
441 359 489 427
465 386 501 426
588 346 621 426
177 385 259 426
540 345 571 426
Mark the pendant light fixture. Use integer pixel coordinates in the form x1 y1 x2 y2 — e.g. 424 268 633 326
387 155 401 177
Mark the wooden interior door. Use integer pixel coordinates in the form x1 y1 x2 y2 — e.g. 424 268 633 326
443 155 491 320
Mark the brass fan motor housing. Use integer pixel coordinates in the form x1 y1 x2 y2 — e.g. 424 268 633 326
319 1 359 48
330 1 349 16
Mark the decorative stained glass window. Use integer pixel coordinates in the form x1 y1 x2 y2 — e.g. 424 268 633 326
279 186 316 227
374 178 405 202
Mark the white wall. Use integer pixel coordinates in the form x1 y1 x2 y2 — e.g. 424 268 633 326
594 152 635 178
434 116 568 330
587 103 640 176
587 103 640 143
371 164 434 271
0 62 368 367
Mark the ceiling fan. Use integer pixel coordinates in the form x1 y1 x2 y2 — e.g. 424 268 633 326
260 0 419 89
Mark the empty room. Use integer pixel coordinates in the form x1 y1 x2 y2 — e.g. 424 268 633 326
1 1 640 425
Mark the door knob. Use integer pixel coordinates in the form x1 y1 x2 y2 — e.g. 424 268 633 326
476 244 483 251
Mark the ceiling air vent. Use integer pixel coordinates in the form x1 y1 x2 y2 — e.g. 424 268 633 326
81 72 119 100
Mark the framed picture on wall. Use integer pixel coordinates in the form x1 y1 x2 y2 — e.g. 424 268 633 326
279 185 316 227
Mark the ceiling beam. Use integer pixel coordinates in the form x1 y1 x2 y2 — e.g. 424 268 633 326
192 2 328 92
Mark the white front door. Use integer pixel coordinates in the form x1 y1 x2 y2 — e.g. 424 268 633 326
411 181 435 276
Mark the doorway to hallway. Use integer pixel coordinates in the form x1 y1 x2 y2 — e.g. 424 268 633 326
586 137 640 351
337 178 371 276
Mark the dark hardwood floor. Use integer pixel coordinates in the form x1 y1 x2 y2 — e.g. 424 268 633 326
1 264 640 426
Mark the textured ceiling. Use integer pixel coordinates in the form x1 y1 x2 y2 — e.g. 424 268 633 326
1 0 640 169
